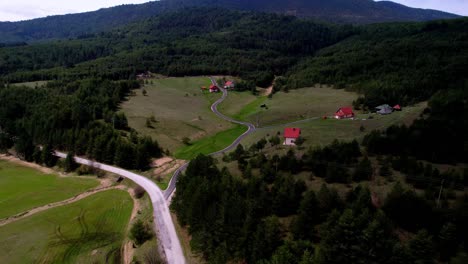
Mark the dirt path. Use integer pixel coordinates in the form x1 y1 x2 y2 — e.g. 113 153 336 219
122 188 143 264
0 185 125 227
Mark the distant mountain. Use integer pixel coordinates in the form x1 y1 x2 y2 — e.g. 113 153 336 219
0 0 459 43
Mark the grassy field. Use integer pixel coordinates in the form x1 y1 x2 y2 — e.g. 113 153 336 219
221 86 358 127
0 160 99 219
174 125 246 160
121 77 234 153
240 102 427 153
0 189 133 264
11 81 49 88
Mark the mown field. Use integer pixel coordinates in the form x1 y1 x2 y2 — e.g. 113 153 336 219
240 102 427 152
121 77 234 153
0 190 133 264
220 86 358 127
0 160 99 219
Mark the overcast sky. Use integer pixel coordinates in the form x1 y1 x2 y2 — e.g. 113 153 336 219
0 0 467 22
377 0 468 15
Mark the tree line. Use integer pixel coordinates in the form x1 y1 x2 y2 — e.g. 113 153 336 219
172 153 468 263
0 78 162 170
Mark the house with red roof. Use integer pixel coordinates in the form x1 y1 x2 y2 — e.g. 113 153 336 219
224 81 235 90
335 107 355 119
284 127 301 146
209 84 219 93
393 104 402 111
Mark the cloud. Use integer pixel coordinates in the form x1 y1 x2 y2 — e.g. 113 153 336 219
0 1 151 22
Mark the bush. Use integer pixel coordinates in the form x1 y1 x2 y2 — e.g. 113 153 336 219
130 220 153 246
134 186 146 199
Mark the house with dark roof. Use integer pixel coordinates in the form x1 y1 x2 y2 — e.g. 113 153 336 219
284 127 301 145
375 104 393 115
335 107 355 119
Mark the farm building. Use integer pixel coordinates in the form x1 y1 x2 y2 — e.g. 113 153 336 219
209 84 220 93
335 107 355 119
224 81 235 89
283 127 301 146
375 104 393 115
393 104 402 111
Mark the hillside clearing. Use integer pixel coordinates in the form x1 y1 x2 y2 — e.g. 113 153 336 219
121 77 234 153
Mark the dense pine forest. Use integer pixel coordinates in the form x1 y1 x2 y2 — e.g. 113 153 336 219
1 6 468 264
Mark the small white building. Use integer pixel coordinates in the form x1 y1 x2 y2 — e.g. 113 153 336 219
283 127 301 146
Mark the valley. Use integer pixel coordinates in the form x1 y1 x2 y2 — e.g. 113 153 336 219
0 2 467 264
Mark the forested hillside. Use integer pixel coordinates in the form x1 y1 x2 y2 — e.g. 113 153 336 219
286 19 468 106
0 9 355 86
0 0 458 43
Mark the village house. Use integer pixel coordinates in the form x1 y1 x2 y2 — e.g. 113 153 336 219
393 104 402 111
209 84 220 93
283 127 301 146
224 81 235 90
335 107 355 119
375 104 393 115
136 71 151 79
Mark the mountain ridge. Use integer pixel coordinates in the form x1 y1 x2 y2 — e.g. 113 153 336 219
0 0 460 43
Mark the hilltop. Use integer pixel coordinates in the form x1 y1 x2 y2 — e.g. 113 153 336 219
0 0 459 43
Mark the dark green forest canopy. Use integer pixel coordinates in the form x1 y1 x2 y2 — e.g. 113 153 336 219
286 18 468 106
0 8 355 85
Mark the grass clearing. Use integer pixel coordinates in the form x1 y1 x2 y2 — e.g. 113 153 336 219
0 160 99 219
240 102 426 154
175 125 246 160
10 81 49 88
121 77 234 153
224 87 358 126
0 189 133 264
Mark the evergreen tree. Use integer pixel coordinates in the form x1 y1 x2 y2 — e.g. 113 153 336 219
353 156 373 182
64 152 78 172
41 144 57 167
292 190 319 240
409 229 435 264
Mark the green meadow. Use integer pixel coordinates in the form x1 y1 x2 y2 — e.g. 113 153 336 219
0 160 99 219
0 190 133 264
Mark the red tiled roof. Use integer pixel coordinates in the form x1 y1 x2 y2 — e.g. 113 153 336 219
393 104 401 110
336 107 354 116
284 127 301 138
225 81 233 86
210 84 218 89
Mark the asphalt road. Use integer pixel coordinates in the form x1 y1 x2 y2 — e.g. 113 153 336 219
54 151 186 264
163 77 256 200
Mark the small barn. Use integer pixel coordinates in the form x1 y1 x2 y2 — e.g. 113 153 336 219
209 84 219 93
375 104 393 115
335 107 355 119
283 127 301 146
224 81 235 90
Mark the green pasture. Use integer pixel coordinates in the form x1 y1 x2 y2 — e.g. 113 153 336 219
0 189 133 264
122 77 233 153
0 160 99 219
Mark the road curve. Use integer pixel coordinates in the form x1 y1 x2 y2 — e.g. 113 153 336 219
163 77 256 200
54 151 185 264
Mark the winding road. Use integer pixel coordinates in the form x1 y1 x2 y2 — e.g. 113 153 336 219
54 151 185 264
163 78 256 200
53 79 257 263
